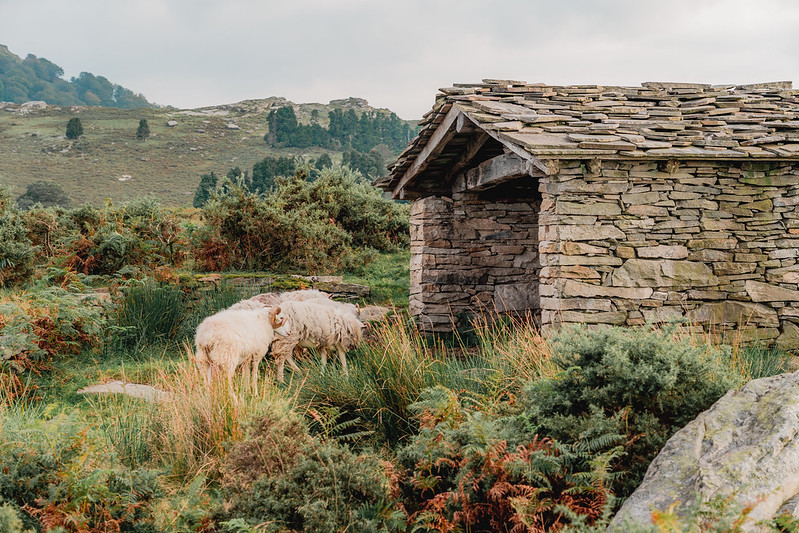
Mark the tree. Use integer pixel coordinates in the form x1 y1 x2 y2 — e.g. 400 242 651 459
315 153 333 171
65 117 83 139
193 172 218 208
16 181 71 210
136 118 150 140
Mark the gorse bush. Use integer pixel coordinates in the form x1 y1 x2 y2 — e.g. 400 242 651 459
194 165 408 273
518 324 743 498
222 407 403 533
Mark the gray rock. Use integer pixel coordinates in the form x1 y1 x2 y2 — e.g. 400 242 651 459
610 371 799 532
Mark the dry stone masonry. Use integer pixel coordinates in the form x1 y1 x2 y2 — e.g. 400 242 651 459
379 80 799 344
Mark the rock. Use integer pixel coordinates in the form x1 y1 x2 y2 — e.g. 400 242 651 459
610 372 799 532
77 380 172 403
611 259 718 288
226 123 240 129
554 224 625 241
745 280 799 302
359 305 392 322
167 120 178 127
693 300 779 328
637 245 689 259
777 322 799 350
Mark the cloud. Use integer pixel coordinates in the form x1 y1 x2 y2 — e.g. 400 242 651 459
1 0 798 119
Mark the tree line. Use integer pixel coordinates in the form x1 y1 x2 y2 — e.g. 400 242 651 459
265 105 415 154
0 46 154 108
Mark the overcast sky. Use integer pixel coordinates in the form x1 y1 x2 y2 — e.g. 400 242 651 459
1 0 798 119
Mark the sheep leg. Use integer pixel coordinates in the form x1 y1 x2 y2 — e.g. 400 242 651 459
251 355 261 395
337 347 348 375
320 347 328 369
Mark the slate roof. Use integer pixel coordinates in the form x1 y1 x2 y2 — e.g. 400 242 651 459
382 80 799 194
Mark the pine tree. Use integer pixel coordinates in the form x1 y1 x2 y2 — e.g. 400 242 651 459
193 172 218 208
65 117 83 139
136 118 150 140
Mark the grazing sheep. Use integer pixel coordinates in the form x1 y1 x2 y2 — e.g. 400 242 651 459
227 289 332 311
304 297 360 318
271 300 364 382
194 306 290 394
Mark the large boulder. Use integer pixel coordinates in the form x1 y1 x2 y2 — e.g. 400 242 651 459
610 371 799 531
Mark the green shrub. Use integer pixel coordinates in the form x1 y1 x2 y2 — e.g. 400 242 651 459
518 324 743 498
0 503 33 533
0 287 105 397
0 188 37 287
222 407 403 532
0 409 162 532
396 386 619 532
15 181 71 210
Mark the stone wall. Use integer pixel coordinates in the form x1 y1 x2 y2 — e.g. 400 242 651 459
539 159 799 347
409 189 540 331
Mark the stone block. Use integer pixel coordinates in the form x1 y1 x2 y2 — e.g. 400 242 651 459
560 279 653 300
611 259 718 288
745 280 799 302
637 245 689 259
693 300 779 328
553 224 626 242
557 200 622 216
766 265 799 284
560 310 628 325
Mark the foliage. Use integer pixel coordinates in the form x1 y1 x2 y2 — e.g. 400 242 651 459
193 171 219 208
0 409 162 532
518 324 743 498
342 148 386 179
0 47 154 107
193 177 354 273
0 286 105 398
65 117 84 139
222 407 403 532
396 386 619 532
61 197 187 276
251 155 297 194
265 104 416 154
15 180 71 210
0 188 37 287
136 118 150 140
293 313 554 447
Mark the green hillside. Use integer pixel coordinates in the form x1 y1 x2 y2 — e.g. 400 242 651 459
0 97 415 207
0 45 154 108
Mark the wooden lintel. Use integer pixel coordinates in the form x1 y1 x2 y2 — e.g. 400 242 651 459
456 112 479 133
392 106 461 198
461 153 534 192
443 132 491 185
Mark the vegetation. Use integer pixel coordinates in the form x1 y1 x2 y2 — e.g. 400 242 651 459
0 45 154 107
136 118 150 140
15 181 71 210
65 117 84 139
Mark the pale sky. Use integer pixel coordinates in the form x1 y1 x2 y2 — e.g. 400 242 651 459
1 0 798 120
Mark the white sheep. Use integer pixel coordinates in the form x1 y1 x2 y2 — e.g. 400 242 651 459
227 289 332 311
304 297 360 318
270 300 364 382
194 306 290 394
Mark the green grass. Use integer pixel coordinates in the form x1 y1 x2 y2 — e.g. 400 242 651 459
343 250 410 306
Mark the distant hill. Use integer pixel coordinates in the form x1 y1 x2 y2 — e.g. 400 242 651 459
0 44 155 108
0 96 417 207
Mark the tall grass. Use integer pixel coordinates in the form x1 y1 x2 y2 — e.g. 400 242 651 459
94 342 291 481
293 313 554 445
110 279 186 351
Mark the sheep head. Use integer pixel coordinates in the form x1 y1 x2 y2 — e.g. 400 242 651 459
268 306 291 337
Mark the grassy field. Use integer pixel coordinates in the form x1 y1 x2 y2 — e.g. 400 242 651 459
0 98 392 207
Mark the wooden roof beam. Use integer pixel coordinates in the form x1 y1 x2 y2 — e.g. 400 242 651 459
392 106 462 198
456 152 536 192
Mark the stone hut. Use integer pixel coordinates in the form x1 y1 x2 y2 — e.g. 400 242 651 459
376 80 799 346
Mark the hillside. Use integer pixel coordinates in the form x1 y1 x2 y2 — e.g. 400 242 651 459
0 97 414 207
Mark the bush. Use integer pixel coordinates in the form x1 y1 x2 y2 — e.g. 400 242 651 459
0 188 37 287
15 181 71 210
0 410 162 532
396 386 618 532
0 287 105 398
222 407 403 532
518 324 743 498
